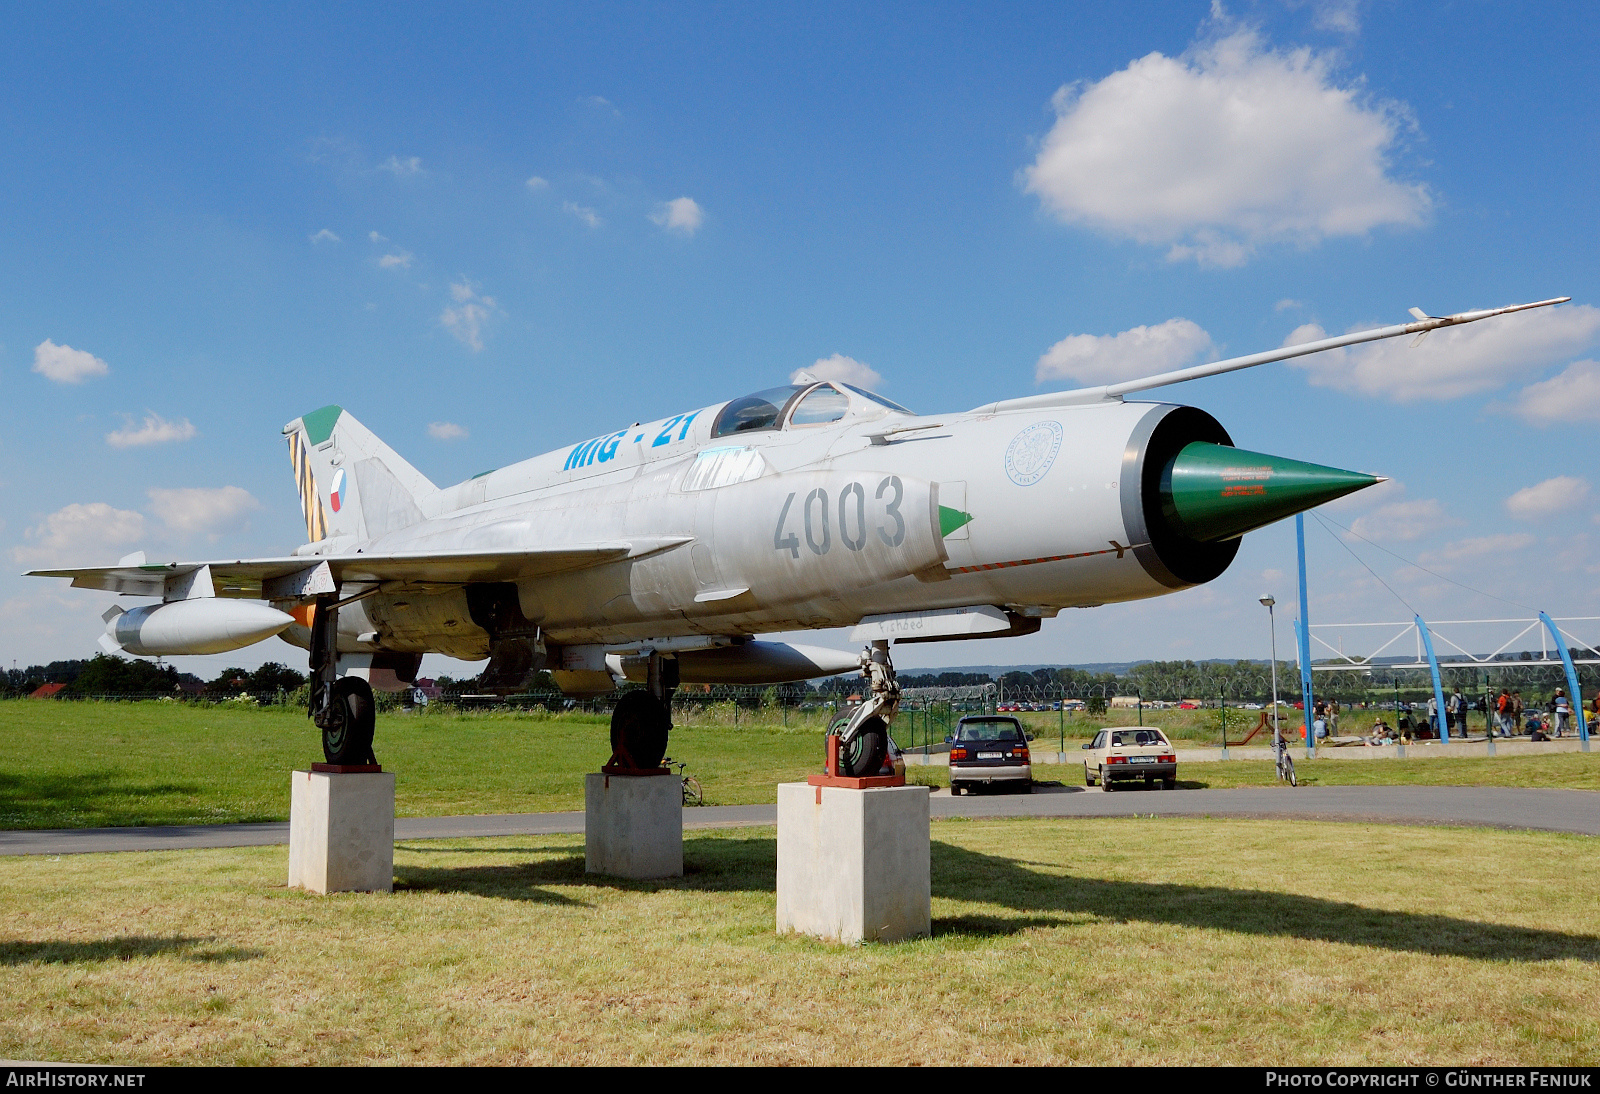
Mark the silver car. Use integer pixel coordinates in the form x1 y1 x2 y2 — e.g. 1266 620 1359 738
1081 727 1177 790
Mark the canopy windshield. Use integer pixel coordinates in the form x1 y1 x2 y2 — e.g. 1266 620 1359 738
843 384 913 414
711 385 806 438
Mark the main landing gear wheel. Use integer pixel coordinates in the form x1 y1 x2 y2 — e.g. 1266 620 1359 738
322 677 376 765
838 717 888 778
610 691 671 769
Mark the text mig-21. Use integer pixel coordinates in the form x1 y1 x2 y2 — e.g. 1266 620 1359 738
28 297 1566 776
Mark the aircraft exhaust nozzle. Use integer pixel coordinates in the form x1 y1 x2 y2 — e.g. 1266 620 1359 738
105 599 296 657
1160 442 1379 544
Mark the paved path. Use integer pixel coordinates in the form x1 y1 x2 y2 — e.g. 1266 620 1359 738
0 785 1592 856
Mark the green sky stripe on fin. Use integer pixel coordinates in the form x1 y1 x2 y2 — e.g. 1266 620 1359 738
300 405 344 447
939 505 973 537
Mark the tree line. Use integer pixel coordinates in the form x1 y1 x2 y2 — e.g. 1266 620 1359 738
2 656 306 699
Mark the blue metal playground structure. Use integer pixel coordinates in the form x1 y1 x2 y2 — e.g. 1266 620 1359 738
1291 515 1593 757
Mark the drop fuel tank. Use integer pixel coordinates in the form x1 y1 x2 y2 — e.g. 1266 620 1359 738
103 599 296 657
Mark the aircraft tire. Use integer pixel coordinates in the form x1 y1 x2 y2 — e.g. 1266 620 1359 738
610 691 671 769
323 677 376 765
838 719 888 778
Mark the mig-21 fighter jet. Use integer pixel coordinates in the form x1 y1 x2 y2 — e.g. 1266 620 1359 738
28 298 1566 776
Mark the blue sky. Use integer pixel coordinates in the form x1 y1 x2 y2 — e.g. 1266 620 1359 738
4 1 1597 679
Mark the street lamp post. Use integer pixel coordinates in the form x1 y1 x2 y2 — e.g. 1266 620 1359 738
1261 595 1281 761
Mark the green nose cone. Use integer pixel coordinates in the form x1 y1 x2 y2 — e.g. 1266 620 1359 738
1161 442 1380 543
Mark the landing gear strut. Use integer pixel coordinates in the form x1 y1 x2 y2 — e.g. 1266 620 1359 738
309 593 376 765
608 651 676 770
830 640 899 778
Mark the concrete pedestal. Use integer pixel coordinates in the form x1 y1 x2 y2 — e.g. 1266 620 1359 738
584 773 683 878
777 782 930 944
288 770 395 894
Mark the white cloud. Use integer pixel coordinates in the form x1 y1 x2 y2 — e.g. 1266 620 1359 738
1419 533 1535 565
1021 30 1428 267
1512 361 1600 423
146 486 261 537
1275 299 1304 312
651 197 704 235
1506 477 1590 520
1288 304 1600 401
427 421 468 441
368 230 387 243
32 339 109 384
309 228 341 244
525 176 549 190
1036 318 1212 385
105 412 197 449
378 155 423 176
378 251 413 269
441 281 497 352
14 502 145 565
1305 0 1363 34
792 354 884 390
563 202 602 228
1349 499 1452 542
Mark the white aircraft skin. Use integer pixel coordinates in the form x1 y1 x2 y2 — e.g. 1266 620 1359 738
28 297 1563 768
318 394 1171 655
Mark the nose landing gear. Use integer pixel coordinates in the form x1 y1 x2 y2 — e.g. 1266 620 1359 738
830 640 900 778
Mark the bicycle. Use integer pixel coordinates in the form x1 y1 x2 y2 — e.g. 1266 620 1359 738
1274 733 1297 787
664 757 702 806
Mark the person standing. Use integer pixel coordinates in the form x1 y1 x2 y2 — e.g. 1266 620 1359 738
1552 688 1571 736
1447 687 1464 738
1495 688 1512 737
1512 691 1526 735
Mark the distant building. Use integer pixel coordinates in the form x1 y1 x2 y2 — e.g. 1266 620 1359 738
28 683 66 699
1109 695 1142 708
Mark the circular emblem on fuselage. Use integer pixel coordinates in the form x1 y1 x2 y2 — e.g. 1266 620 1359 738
1004 420 1063 486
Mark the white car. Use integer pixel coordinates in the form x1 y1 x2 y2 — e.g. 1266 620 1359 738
1081 727 1177 791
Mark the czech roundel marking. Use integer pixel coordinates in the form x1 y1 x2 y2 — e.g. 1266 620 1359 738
1004 421 1063 487
330 469 346 513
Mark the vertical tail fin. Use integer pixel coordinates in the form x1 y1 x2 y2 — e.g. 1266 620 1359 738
281 406 437 543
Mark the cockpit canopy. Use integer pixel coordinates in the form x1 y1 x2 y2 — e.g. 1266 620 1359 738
710 382 912 439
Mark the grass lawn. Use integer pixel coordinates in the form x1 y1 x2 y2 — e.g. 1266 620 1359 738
0 701 826 828
2 700 1597 828
0 817 1594 1065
